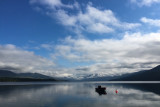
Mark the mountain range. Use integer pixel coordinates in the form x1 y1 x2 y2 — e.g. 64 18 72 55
0 70 57 82
81 65 160 81
0 65 160 81
111 65 160 81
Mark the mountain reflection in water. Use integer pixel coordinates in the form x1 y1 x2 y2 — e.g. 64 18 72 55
0 82 160 107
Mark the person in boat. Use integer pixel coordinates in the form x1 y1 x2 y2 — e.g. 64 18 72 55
96 85 106 90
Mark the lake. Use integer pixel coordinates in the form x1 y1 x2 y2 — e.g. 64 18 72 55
0 82 160 107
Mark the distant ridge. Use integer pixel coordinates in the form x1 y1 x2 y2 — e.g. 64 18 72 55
81 73 130 81
0 70 17 77
0 70 58 82
80 65 160 81
1 65 160 81
111 65 160 81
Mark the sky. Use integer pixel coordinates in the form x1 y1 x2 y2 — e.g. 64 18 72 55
1 0 160 79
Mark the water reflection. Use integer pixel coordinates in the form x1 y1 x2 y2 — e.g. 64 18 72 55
0 82 160 107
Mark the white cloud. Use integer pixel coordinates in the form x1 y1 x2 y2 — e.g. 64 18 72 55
0 44 55 76
30 0 78 9
141 17 160 27
56 10 77 26
54 5 140 34
28 0 159 79
54 32 160 62
31 1 141 34
131 0 160 6
41 44 54 50
0 44 84 78
50 32 160 78
86 23 114 33
1 32 160 79
121 22 141 29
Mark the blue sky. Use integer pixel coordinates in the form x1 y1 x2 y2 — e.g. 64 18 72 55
1 0 160 79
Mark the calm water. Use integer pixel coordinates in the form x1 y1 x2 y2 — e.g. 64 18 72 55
0 82 160 107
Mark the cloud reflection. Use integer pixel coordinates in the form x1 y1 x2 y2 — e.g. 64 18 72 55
0 83 160 107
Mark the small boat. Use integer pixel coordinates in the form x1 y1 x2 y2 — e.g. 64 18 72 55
95 85 107 95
